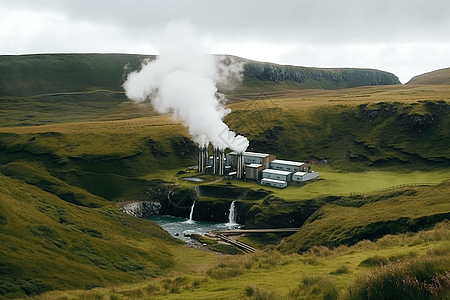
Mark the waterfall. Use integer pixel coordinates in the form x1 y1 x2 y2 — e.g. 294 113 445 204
225 201 238 226
185 201 196 224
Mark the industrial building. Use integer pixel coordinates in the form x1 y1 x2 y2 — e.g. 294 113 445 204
292 171 320 182
269 159 308 173
261 169 292 182
198 145 318 188
261 178 288 188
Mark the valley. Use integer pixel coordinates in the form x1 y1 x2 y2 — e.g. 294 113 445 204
1 54 450 299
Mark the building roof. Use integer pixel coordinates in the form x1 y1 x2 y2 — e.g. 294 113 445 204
262 169 292 176
261 178 287 184
244 151 270 158
271 159 305 167
246 164 262 168
228 151 271 158
293 172 307 176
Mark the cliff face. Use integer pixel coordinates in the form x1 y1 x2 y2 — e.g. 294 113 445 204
244 63 401 88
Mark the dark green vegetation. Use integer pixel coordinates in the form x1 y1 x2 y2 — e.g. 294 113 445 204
0 54 154 96
0 172 182 298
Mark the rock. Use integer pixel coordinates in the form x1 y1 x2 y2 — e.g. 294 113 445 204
119 201 162 218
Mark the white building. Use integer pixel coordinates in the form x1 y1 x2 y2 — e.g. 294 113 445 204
261 178 288 188
262 169 292 182
269 159 308 173
292 171 320 182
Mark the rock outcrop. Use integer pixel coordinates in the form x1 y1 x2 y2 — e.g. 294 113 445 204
244 62 401 88
120 201 162 218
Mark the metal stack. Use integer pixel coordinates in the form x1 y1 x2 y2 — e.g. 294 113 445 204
218 149 225 176
212 148 225 176
197 146 209 173
236 152 244 178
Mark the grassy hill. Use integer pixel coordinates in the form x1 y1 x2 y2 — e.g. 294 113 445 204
0 54 154 96
406 67 450 85
0 53 400 98
0 170 186 298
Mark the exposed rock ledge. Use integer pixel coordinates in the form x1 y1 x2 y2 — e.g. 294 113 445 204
119 201 162 218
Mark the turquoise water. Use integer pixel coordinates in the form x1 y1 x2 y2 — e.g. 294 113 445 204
147 215 241 242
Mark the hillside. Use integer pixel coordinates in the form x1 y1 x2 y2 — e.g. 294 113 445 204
0 53 400 98
278 181 450 253
0 170 185 297
406 67 450 85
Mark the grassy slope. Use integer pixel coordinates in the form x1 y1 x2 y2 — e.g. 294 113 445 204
0 172 189 298
407 67 450 85
0 116 197 202
0 54 154 96
278 181 450 253
225 85 450 170
25 221 450 300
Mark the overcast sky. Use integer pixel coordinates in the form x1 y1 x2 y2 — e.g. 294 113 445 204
1 0 450 83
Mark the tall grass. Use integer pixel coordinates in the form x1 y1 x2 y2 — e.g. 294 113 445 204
346 252 450 300
288 275 339 300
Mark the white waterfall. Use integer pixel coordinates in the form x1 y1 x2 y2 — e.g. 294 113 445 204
185 201 196 224
225 201 238 226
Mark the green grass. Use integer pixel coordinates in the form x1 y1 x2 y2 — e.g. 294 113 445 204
0 171 208 298
214 166 450 201
24 221 450 300
278 181 450 253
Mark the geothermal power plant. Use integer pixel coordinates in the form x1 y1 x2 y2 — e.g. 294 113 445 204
197 145 319 188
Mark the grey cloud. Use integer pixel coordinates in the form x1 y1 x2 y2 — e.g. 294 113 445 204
4 0 450 43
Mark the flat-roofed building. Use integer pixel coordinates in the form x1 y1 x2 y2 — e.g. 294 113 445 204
261 178 288 188
269 159 309 173
262 169 292 182
292 171 320 182
226 151 275 166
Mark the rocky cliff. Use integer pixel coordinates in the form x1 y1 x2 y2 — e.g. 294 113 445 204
243 62 401 88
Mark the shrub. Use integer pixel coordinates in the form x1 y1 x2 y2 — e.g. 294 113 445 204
330 264 350 275
358 255 389 267
289 275 339 300
244 285 282 300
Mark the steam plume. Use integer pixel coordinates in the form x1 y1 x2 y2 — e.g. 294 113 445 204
123 21 248 153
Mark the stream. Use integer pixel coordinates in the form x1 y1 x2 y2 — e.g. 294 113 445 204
147 215 241 242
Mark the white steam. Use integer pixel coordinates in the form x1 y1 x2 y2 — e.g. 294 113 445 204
123 21 248 153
